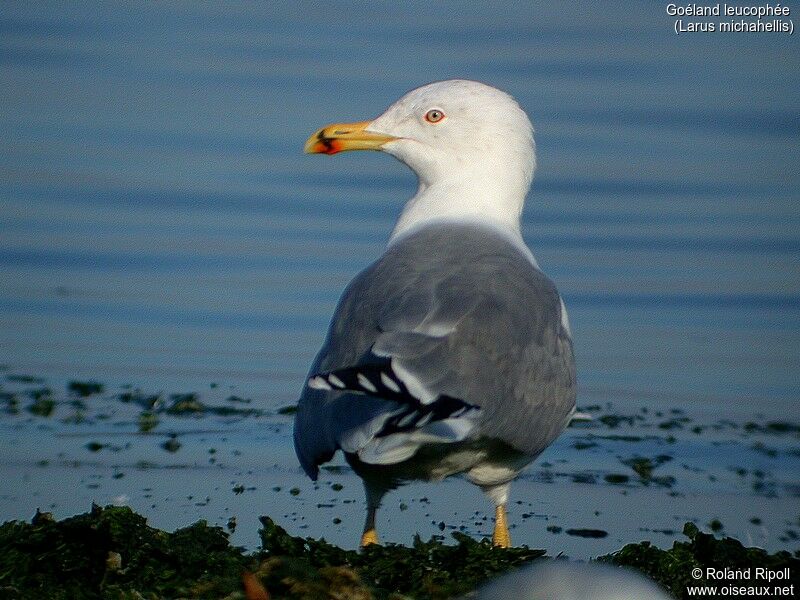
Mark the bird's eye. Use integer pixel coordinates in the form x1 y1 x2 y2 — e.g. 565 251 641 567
424 109 445 124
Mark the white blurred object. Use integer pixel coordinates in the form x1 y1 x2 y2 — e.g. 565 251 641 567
473 560 673 600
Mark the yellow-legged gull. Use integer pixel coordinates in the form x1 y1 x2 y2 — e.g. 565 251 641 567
294 80 576 548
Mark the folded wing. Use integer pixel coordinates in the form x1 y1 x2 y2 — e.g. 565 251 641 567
293 225 576 479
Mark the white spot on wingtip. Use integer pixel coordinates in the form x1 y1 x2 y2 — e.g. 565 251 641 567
357 373 378 393
380 372 401 393
328 374 346 388
392 361 436 404
308 376 332 391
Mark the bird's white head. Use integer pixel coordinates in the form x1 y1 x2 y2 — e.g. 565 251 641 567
305 80 536 242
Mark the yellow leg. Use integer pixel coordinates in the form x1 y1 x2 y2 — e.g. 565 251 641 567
492 504 511 548
360 503 379 547
360 527 379 546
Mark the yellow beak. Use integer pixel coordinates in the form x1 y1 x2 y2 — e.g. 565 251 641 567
304 120 396 155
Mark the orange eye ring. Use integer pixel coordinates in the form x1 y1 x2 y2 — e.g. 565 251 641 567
424 109 445 123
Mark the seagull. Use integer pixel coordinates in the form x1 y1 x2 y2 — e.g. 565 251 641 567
294 80 576 548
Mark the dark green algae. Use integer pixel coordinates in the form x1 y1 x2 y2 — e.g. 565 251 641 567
0 506 244 600
0 505 541 599
603 522 800 599
1 506 798 599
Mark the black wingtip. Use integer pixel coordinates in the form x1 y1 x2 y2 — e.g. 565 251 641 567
310 359 410 401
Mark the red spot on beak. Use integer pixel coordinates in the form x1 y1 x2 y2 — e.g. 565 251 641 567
324 139 342 155
309 139 343 155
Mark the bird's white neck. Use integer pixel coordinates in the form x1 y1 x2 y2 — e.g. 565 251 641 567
389 168 529 244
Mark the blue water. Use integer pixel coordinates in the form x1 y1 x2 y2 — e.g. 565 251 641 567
1 2 798 558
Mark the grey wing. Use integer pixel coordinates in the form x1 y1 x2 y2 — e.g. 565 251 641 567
293 227 576 479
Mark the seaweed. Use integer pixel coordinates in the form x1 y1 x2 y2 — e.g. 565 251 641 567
1 391 19 415
161 436 181 453
165 393 205 415
28 388 56 417
6 374 45 384
601 522 800 599
2 507 798 599
621 455 675 486
118 389 161 409
598 414 637 428
164 393 263 418
68 381 104 398
0 506 543 599
0 505 247 599
743 421 800 435
138 410 159 433
604 473 630 484
565 528 608 538
257 516 545 599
